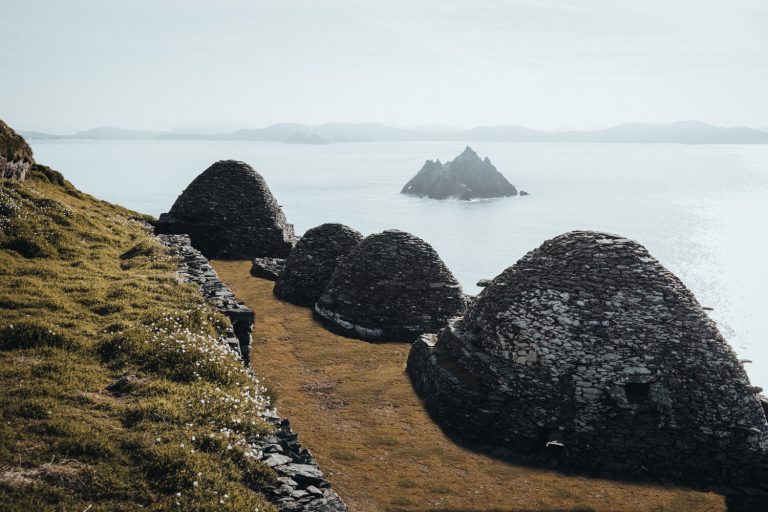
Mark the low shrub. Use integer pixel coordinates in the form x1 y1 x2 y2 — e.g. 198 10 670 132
0 322 74 351
119 240 162 260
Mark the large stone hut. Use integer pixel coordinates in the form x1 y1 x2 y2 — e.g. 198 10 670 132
1 120 34 180
274 223 363 306
315 229 467 341
407 230 768 483
155 160 295 259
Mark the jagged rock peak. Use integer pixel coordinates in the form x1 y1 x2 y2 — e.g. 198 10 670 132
314 229 467 341
400 146 518 200
155 160 296 259
274 223 364 307
456 145 480 160
0 119 35 180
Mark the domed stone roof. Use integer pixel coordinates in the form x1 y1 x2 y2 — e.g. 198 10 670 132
1 119 34 180
155 160 295 258
408 230 768 482
315 229 467 341
274 223 363 307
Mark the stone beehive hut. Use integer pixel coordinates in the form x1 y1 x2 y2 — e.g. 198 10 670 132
315 229 467 341
408 230 768 483
1 119 34 180
155 160 295 259
274 223 363 306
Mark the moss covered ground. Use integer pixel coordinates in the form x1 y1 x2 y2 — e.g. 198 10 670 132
0 167 276 511
214 260 727 512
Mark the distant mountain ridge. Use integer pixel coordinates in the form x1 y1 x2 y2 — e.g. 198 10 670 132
19 121 768 144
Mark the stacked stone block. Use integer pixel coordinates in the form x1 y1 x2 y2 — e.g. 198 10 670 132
315 229 466 341
274 223 363 307
155 160 295 259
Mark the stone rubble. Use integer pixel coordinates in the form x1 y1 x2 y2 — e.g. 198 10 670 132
274 223 363 307
251 257 286 281
315 229 467 341
155 160 296 259
249 412 347 512
407 230 768 487
155 230 347 512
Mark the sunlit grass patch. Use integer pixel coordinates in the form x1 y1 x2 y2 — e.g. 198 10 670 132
0 170 276 511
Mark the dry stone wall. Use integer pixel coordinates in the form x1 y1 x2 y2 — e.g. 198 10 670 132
157 233 254 364
408 230 768 486
156 231 347 512
315 229 467 341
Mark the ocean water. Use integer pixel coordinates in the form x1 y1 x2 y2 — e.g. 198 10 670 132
30 139 768 387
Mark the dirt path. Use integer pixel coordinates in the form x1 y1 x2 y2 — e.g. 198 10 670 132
213 260 724 512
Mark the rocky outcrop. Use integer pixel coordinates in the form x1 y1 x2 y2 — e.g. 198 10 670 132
315 229 466 341
251 257 286 281
401 146 517 200
1 120 34 180
274 223 363 307
408 230 768 485
155 160 296 259
156 229 347 511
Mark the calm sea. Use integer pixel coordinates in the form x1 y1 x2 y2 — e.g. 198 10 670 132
30 139 768 387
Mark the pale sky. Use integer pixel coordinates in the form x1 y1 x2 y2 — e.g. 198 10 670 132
2 0 767 133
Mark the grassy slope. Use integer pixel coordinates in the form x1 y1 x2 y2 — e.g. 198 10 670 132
0 167 276 511
214 260 727 512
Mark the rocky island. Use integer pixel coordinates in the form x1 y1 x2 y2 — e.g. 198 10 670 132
401 146 519 200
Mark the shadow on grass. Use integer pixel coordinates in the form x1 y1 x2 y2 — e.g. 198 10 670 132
405 381 763 512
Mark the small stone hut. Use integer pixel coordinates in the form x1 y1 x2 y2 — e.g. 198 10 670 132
1 120 34 180
274 223 363 306
155 160 295 259
408 230 768 483
315 229 467 341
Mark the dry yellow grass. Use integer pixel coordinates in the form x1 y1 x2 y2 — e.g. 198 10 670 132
214 260 726 512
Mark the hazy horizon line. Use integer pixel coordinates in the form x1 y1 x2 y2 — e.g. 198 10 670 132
17 118 768 137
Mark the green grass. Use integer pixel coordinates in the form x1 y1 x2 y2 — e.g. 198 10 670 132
0 167 277 511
